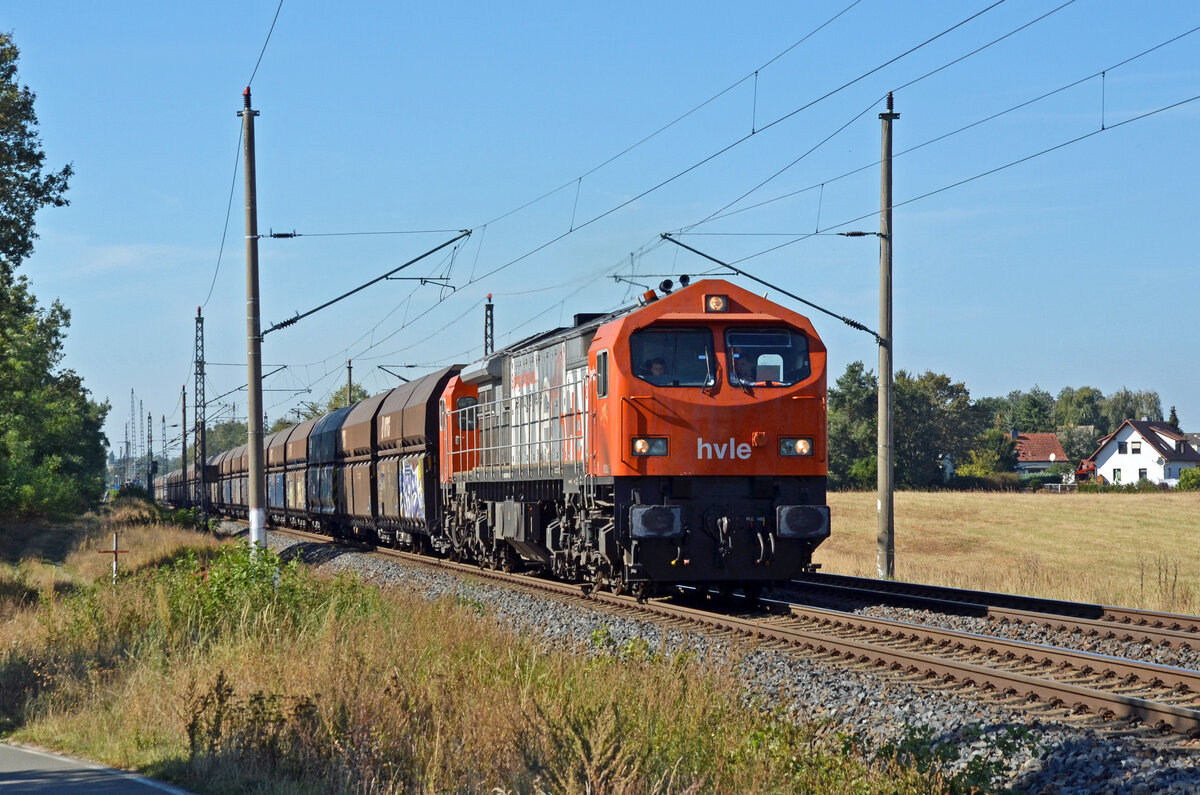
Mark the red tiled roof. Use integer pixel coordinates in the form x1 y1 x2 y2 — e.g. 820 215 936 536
1015 432 1068 463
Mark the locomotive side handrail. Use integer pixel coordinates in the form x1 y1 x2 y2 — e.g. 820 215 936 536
446 374 589 485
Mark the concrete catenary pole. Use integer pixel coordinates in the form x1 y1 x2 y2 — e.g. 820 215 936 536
240 87 267 550
877 92 899 580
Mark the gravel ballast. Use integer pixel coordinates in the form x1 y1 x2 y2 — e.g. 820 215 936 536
226 525 1200 794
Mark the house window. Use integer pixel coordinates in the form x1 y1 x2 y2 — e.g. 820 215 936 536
1112 468 1122 484
1139 468 1147 481
1131 441 1141 454
1117 442 1127 454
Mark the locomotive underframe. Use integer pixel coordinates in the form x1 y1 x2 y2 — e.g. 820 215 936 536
442 472 829 588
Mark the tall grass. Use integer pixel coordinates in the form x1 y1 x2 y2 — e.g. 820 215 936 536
0 516 1011 793
819 491 1200 613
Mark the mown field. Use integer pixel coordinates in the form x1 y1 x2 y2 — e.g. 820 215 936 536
818 491 1200 614
0 499 1001 794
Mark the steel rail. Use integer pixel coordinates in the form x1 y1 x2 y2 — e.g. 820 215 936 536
787 577 1200 649
775 599 1200 695
793 572 1200 636
266 526 1200 736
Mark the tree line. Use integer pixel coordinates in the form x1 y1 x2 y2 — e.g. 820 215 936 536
0 34 109 519
829 361 1175 490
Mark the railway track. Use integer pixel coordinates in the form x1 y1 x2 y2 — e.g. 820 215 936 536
790 571 1200 649
261 524 1200 738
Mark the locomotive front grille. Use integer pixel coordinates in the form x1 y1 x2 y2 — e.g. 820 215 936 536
630 504 683 538
776 505 831 541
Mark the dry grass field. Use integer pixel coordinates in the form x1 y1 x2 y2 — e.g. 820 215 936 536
816 491 1200 614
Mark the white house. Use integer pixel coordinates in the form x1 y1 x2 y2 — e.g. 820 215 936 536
1085 420 1200 487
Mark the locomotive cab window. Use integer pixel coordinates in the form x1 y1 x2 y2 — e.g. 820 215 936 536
595 350 608 398
456 396 478 430
630 328 715 387
726 328 811 387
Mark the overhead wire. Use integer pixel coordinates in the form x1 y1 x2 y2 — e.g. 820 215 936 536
247 0 285 87
710 91 1200 268
476 0 867 230
682 0 1079 233
461 0 1012 289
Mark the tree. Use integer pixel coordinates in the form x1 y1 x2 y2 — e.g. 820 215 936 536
1103 387 1162 430
0 33 73 276
268 416 295 434
295 383 371 421
1011 386 1055 434
967 427 1019 474
0 35 107 518
1168 406 1181 433
827 361 876 490
1054 386 1104 433
893 370 985 488
974 395 1010 431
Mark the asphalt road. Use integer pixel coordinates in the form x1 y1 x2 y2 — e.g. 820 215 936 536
0 744 191 794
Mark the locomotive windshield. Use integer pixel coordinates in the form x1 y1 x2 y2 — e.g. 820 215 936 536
726 328 810 387
630 328 715 387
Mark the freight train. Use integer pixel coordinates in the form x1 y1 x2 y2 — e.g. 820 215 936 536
159 279 831 597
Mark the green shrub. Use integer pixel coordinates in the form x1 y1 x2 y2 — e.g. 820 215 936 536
948 472 1022 491
1178 468 1200 491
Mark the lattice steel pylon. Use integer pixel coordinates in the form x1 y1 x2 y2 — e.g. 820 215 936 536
193 308 207 516
484 294 494 356
138 399 145 480
128 389 135 482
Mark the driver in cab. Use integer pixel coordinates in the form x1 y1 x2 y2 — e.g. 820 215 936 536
641 357 670 385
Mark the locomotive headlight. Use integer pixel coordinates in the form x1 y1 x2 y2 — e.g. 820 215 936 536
780 437 814 457
704 294 728 312
631 437 669 456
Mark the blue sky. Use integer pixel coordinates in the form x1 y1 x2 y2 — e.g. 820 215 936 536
7 1 1199 458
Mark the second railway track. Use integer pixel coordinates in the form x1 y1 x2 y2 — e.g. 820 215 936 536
265 523 1200 739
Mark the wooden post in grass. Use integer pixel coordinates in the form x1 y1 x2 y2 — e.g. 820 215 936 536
98 532 128 587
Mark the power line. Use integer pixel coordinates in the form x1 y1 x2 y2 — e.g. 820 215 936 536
477 0 868 230
462 1 1013 289
267 228 465 237
262 230 471 336
248 0 285 87
683 0 1078 233
680 21 1200 232
201 129 243 308
712 91 1200 267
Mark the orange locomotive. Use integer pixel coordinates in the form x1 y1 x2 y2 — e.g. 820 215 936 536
439 278 829 597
